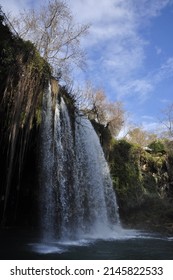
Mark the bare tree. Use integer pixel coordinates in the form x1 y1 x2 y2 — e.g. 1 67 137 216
79 83 125 137
160 103 173 138
11 0 89 83
126 127 157 147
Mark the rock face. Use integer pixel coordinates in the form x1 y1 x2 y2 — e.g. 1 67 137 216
0 15 50 227
108 140 173 234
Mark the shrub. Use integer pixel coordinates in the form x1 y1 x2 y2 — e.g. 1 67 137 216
148 140 165 154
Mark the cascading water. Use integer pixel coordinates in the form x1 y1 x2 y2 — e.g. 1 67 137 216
74 116 120 238
40 85 121 241
54 97 76 239
40 84 55 240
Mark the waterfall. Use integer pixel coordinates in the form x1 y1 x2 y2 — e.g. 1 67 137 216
54 97 76 239
40 86 121 241
40 84 56 240
74 116 120 238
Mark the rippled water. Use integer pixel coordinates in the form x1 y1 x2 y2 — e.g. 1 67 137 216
1 228 173 260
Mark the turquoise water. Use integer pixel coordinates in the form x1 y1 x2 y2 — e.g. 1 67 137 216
1 229 173 260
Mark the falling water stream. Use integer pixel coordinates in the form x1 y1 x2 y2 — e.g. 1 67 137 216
74 115 120 238
2 85 171 260
40 86 121 241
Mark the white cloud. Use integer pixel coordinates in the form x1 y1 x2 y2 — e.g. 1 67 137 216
155 46 162 55
142 115 156 121
69 0 133 24
132 0 171 19
2 0 173 104
154 57 173 82
1 0 36 15
160 98 171 104
68 0 173 102
118 79 154 100
142 121 162 133
111 56 173 101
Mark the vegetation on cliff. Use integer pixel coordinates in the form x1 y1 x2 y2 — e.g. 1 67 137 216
0 11 51 226
91 117 173 234
109 138 173 234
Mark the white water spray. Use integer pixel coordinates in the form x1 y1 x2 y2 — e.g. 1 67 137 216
40 86 121 241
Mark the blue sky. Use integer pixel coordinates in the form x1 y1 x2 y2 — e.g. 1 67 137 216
1 0 173 133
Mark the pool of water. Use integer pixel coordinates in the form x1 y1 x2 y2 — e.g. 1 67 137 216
0 228 173 260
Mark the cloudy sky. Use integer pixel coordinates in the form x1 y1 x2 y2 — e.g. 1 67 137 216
1 0 173 132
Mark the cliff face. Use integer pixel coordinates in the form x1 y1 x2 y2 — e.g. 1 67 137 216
0 12 78 229
0 15 51 227
108 140 173 234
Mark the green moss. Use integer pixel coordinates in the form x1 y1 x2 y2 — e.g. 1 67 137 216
0 18 51 129
0 13 52 226
35 107 42 126
109 140 144 209
106 137 173 233
148 140 165 154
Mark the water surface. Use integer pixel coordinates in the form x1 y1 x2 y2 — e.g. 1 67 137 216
1 228 173 260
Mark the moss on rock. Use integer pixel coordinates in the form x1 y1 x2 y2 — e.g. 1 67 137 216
108 139 173 234
0 13 51 226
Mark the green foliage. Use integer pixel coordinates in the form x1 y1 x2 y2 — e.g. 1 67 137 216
107 136 173 233
110 140 144 209
0 14 51 225
0 17 51 127
163 139 173 156
0 18 15 82
109 139 170 214
148 140 165 154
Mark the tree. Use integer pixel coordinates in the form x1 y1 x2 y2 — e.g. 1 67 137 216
126 127 157 147
11 0 89 83
79 83 124 137
160 103 173 138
